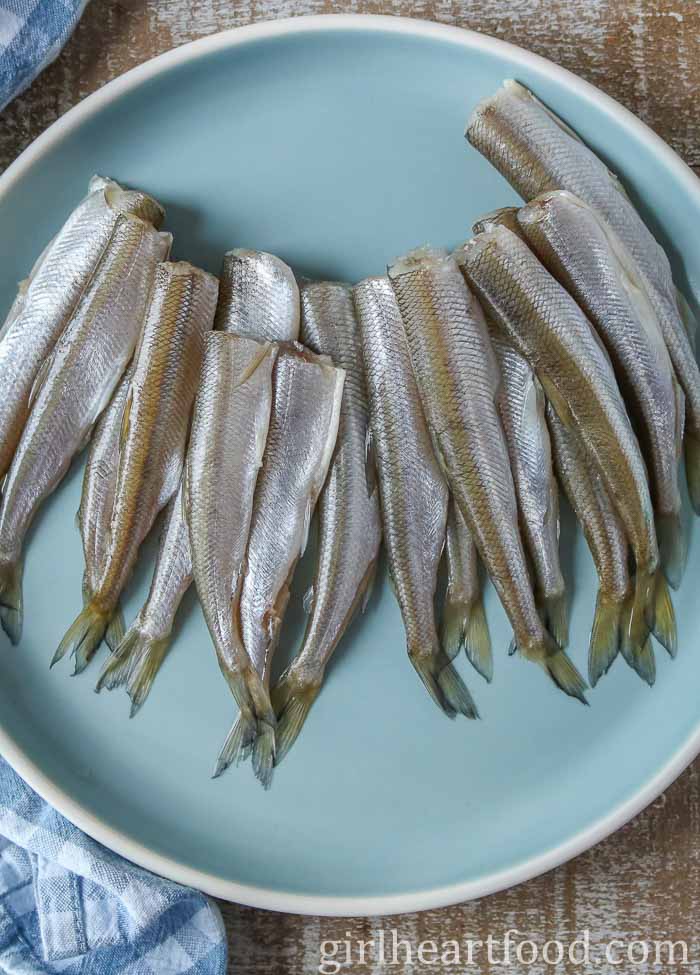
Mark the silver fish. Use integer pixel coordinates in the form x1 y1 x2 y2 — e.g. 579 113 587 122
467 80 700 511
96 481 192 714
442 499 492 682
457 226 673 673
545 404 648 686
271 282 382 765
215 249 300 342
355 275 479 713
56 261 217 672
100 250 300 711
0 175 164 481
490 329 567 647
0 213 170 645
389 247 586 702
215 345 344 785
77 365 134 652
186 334 278 767
519 190 685 589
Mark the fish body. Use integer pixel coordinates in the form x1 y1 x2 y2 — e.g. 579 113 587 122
0 212 170 645
96 481 192 713
519 190 685 588
354 275 480 714
216 345 345 784
467 80 700 510
457 226 669 667
186 334 278 767
55 261 217 672
103 249 301 712
215 249 300 342
389 247 585 701
546 404 635 685
490 328 567 647
0 176 164 481
271 282 382 765
442 499 492 682
78 366 134 651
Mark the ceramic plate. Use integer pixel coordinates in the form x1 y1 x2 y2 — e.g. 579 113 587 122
1 15 699 916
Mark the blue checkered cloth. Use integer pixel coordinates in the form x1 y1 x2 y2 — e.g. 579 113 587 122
0 758 228 973
0 0 90 111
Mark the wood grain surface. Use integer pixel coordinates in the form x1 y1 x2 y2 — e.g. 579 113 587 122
2 2 700 972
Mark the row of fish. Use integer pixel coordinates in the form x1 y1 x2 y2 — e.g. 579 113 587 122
0 78 695 788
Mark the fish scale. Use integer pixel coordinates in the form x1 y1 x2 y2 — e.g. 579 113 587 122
389 246 586 703
467 79 700 513
458 226 675 680
270 282 382 766
354 275 481 715
214 344 344 786
55 260 217 674
0 211 169 646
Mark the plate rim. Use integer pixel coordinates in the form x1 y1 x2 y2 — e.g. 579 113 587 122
1 13 699 917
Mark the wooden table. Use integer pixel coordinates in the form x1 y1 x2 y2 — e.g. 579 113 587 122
2 2 699 972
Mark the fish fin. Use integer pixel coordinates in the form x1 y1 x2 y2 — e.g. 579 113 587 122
676 288 697 354
684 430 700 516
652 572 677 658
105 604 126 653
95 627 137 692
271 673 321 765
538 591 569 649
364 423 378 497
539 376 576 431
26 355 52 412
75 506 82 531
619 577 656 685
408 645 479 719
588 590 623 687
441 593 493 682
251 720 276 790
302 584 315 615
119 386 133 453
621 634 656 686
359 558 379 615
52 602 109 673
519 633 588 703
212 715 255 779
508 636 517 656
656 512 686 590
300 497 313 557
0 559 23 645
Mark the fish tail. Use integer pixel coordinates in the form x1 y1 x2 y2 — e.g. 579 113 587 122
684 429 700 515
52 601 109 674
0 558 23 645
619 577 656 685
655 512 686 591
588 589 623 687
252 720 277 791
95 625 171 717
538 590 569 649
409 644 479 719
105 603 126 653
651 571 677 658
522 633 588 704
440 594 493 682
271 671 321 765
212 713 255 779
621 634 656 686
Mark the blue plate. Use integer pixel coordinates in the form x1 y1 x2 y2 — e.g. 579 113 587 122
0 16 699 915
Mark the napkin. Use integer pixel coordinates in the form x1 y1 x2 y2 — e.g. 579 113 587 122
0 757 227 974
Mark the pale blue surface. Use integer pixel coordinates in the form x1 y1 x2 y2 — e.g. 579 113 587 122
0 24 698 905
